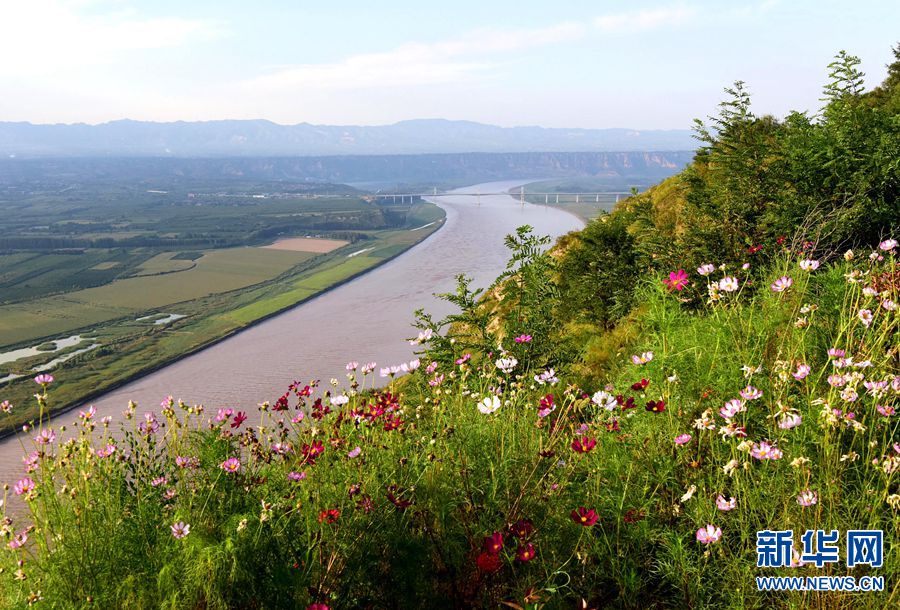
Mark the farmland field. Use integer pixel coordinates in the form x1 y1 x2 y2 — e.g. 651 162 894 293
0 173 445 428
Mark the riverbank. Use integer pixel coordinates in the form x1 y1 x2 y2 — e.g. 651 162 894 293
0 210 447 435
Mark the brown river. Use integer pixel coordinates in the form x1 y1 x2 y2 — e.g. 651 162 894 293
0 181 583 486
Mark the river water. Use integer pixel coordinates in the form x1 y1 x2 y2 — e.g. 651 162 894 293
0 181 583 485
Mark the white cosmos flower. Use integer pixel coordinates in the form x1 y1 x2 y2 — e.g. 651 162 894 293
478 395 501 415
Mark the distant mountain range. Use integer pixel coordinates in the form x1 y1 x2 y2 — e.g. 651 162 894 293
0 151 695 189
0 119 696 158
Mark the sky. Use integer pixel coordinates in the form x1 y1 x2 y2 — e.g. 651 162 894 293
0 0 897 129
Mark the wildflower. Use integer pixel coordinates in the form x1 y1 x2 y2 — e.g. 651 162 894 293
361 362 376 374
271 442 292 456
495 357 518 374
741 364 762 377
591 390 617 411
288 471 306 482
515 543 537 562
475 551 501 573
347 446 362 459
697 263 715 276
796 490 818 507
879 239 898 251
79 405 96 420
844 249 855 260
675 434 692 445
345 361 358 371
799 259 820 271
827 374 847 387
230 411 247 428
887 495 900 510
509 518 534 539
425 361 438 373
883 299 898 311
719 399 745 420
171 522 191 539
534 368 559 385
570 507 599 526
632 351 654 365
716 495 737 511
877 405 895 417
175 455 199 469
663 269 689 291
318 509 340 524
750 441 783 461
571 437 597 453
0 400 10 413
793 364 811 380
139 412 160 435
151 476 168 487
455 354 471 365
409 329 433 345
723 459 740 475
307 603 330 610
778 413 802 430
14 477 36 496
693 410 716 430
771 276 793 293
646 400 666 413
740 386 763 401
719 277 739 292
858 309 873 327
696 524 722 545
23 451 40 472
33 374 53 385
631 378 649 391
478 395 501 415
482 531 504 554
840 387 858 402
680 485 697 503
719 423 747 438
220 457 241 473
33 428 56 445
8 531 27 550
402 359 420 373
514 334 533 343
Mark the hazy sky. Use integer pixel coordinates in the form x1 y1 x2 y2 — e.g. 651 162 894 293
0 0 896 129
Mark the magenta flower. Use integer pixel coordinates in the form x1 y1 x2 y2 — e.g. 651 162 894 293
14 477 36 496
663 269 689 291
778 413 802 430
33 374 53 385
750 441 783 461
288 471 307 482
8 531 27 550
876 405 895 417
796 490 817 507
792 364 811 380
740 386 763 401
716 495 737 511
570 507 600 527
455 354 471 365
631 351 654 365
95 444 116 458
347 446 362 459
770 276 793 293
696 524 722 545
827 348 845 358
220 457 241 473
514 334 533 343
171 521 191 539
719 399 745 420
675 434 692 446
571 437 597 453
33 428 56 445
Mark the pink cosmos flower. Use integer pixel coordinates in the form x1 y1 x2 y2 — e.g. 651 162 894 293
348 446 362 459
792 364 811 380
79 405 96 420
33 374 53 385
95 444 116 458
514 334 533 343
876 405 895 417
796 490 818 507
171 521 191 539
719 399 745 420
663 269 689 291
750 441 783 460
858 309 873 327
697 263 715 276
696 524 722 545
879 239 897 251
632 351 654 365
455 354 471 365
771 276 793 293
778 413 802 430
719 277 739 292
220 457 241 473
716 495 737 511
345 361 358 371
675 434 692 445
33 428 56 445
23 451 40 472
288 471 307 482
8 531 27 550
799 259 820 271
827 348 845 358
14 477 36 496
151 476 167 487
740 386 763 401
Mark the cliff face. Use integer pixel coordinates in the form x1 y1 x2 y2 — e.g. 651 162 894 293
0 151 694 187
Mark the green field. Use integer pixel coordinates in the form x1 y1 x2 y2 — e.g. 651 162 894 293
0 199 445 431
